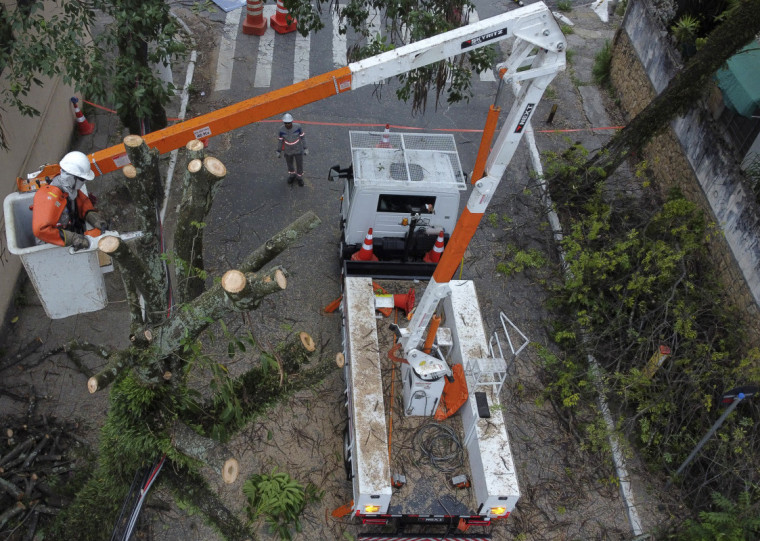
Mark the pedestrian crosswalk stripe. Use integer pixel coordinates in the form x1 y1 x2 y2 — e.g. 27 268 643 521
294 31 311 82
332 6 347 68
214 8 242 91
254 5 277 88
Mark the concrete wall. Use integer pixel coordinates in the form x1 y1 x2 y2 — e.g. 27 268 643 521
0 63 76 327
610 0 760 337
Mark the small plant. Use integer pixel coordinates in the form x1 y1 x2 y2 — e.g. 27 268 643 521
543 85 558 99
496 245 547 277
557 0 572 12
243 468 323 540
671 14 700 57
560 24 574 35
592 40 612 88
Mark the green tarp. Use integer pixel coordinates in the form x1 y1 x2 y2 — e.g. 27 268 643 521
716 41 760 118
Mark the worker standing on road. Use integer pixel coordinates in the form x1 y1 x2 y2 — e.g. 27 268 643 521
32 151 109 251
276 113 308 186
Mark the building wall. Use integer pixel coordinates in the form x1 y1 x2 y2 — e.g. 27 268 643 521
0 72 76 326
610 0 760 341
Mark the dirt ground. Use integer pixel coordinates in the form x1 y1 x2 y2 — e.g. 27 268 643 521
0 3 678 540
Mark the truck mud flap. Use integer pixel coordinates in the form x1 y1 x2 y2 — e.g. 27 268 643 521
343 260 437 279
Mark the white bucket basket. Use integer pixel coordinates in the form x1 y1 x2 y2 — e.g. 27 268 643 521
4 191 108 319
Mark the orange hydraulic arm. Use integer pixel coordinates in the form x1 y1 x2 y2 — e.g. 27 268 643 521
17 68 353 191
17 3 561 192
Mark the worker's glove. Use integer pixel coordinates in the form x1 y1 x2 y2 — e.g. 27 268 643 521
86 211 109 232
66 232 90 252
276 151 282 158
303 149 309 156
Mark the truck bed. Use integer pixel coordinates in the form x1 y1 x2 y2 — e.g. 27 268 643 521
343 276 519 522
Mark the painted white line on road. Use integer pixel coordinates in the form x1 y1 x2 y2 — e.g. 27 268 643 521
332 6 347 67
214 8 242 91
466 9 497 82
255 5 277 87
294 31 310 82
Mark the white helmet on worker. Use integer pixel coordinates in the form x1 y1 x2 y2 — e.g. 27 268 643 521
282 113 293 123
59 151 94 181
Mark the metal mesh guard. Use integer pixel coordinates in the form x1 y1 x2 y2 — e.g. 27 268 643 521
349 131 467 190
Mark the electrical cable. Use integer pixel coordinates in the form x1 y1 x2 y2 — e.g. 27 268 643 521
413 423 464 473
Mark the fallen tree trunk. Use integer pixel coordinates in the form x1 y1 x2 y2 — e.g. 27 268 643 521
171 422 239 484
150 266 288 358
239 211 321 274
162 464 252 540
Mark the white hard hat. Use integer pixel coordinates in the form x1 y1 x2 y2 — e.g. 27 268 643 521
59 151 94 181
282 113 293 123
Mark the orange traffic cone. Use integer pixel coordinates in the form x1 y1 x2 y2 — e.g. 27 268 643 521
71 97 94 135
351 228 379 261
423 230 445 263
376 124 392 148
242 0 267 35
270 0 296 33
394 288 415 313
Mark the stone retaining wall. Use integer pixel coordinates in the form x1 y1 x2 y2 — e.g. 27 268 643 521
609 0 760 343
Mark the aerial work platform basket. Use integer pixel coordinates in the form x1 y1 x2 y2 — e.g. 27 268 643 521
4 192 108 319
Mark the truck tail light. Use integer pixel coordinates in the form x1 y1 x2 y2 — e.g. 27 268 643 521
491 506 507 516
364 505 381 513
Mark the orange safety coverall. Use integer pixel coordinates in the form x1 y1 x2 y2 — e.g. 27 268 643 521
32 185 100 247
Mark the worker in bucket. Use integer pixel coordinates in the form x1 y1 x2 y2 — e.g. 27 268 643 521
32 151 109 251
275 113 308 186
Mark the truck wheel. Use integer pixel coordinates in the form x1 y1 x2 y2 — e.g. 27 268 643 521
343 426 354 480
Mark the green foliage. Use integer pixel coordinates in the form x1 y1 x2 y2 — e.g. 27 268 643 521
557 0 573 12
675 488 760 540
243 468 323 540
560 24 574 35
592 40 612 89
0 0 186 146
495 245 548 277
543 143 760 509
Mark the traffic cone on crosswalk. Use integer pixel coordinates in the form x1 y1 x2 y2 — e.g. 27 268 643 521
376 124 392 148
423 230 445 263
242 0 267 35
71 97 94 135
270 0 296 34
351 228 379 261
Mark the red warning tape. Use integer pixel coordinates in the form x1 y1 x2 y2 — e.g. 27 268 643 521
81 99 623 135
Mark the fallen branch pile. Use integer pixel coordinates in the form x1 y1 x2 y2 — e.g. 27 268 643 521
0 414 88 539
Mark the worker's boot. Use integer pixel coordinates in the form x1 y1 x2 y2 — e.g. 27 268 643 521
297 175 304 187
287 174 296 185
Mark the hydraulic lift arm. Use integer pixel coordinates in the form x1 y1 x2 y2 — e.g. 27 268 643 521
18 2 563 191
399 32 566 356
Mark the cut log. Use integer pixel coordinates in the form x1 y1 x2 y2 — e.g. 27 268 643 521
186 139 205 161
87 350 136 394
0 475 23 499
276 332 317 372
336 352 345 368
171 422 239 484
222 268 287 311
0 437 35 467
0 502 25 529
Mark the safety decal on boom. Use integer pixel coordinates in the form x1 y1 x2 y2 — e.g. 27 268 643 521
514 103 535 133
460 27 508 49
